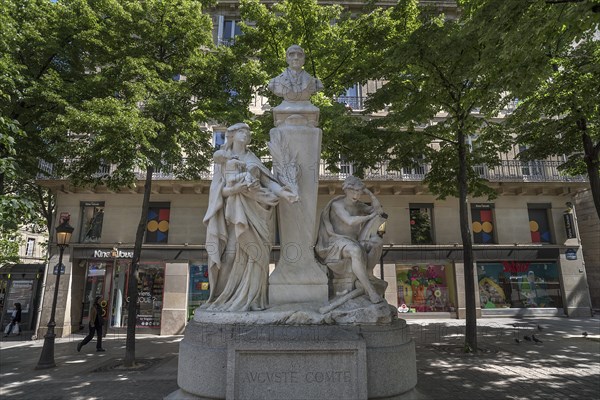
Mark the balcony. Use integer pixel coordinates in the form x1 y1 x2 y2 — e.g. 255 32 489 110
37 159 587 184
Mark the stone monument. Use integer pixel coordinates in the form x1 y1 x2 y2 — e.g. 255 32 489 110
167 45 417 400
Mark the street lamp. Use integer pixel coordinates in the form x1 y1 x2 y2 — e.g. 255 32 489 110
36 220 74 369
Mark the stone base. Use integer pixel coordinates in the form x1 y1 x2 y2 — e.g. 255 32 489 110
268 282 329 305
169 316 417 400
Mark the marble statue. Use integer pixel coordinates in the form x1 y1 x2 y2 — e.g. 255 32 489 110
268 45 323 127
203 123 297 312
315 176 388 305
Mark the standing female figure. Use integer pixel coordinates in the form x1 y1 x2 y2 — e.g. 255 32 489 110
203 123 297 312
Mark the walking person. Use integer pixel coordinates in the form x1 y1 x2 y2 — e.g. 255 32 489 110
77 296 105 352
3 303 22 337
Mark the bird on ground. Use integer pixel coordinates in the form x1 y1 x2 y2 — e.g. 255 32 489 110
532 335 543 343
537 324 543 331
514 338 521 344
582 332 588 337
524 335 532 341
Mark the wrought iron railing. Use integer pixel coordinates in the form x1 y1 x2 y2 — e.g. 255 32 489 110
37 159 587 183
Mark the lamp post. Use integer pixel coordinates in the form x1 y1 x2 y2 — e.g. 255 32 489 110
36 220 74 369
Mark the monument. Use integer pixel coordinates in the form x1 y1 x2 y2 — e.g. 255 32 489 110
167 45 417 400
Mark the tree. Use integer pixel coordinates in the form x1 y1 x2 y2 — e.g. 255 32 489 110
231 0 402 174
0 0 87 262
365 0 512 352
464 0 600 219
49 0 252 367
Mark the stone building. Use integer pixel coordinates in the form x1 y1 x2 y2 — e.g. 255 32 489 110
34 0 594 338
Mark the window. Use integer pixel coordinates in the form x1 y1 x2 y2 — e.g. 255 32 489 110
337 84 363 110
80 201 105 243
518 145 542 177
217 16 242 45
409 204 434 244
213 130 225 149
25 238 35 257
188 264 210 320
477 262 562 309
527 204 553 244
339 156 355 176
471 204 496 244
146 203 170 243
396 263 456 313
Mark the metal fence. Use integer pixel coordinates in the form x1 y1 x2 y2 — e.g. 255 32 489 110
37 159 587 183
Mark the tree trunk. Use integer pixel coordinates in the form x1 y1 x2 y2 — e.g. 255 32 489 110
124 165 154 367
580 126 600 220
457 127 477 353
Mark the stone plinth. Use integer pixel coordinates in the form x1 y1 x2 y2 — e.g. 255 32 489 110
268 117 328 305
168 315 417 400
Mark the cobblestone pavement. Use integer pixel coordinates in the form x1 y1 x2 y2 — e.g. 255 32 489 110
1 316 599 399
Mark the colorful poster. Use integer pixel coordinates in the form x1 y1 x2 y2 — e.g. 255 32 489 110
396 264 455 313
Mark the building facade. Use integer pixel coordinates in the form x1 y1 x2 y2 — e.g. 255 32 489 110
33 0 594 337
35 158 593 337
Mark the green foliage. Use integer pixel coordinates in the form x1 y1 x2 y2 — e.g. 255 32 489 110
231 0 414 176
465 0 600 217
367 1 511 200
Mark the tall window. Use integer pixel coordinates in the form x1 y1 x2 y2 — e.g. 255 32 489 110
527 204 553 244
471 204 496 244
410 204 434 244
213 130 226 149
80 201 105 243
146 203 170 243
217 17 242 45
25 238 35 257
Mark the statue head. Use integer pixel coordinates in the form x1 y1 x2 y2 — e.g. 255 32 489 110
224 122 252 149
286 45 305 71
342 175 365 192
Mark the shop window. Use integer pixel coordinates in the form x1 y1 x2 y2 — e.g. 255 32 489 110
409 204 434 244
396 264 456 313
146 203 170 243
188 264 210 320
130 263 164 328
82 262 107 322
80 201 105 243
477 262 563 309
527 204 553 244
25 238 36 257
471 204 496 244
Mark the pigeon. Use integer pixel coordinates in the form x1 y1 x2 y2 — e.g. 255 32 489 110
514 338 521 344
582 332 588 337
537 324 543 332
524 335 532 341
532 335 543 343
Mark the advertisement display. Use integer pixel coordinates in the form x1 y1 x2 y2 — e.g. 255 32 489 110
188 264 210 319
396 264 456 313
477 262 563 309
135 263 164 328
5 280 33 313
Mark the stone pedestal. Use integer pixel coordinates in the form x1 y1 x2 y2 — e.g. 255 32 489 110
268 116 328 305
167 314 417 400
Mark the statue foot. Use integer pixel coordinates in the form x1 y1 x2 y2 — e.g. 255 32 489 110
369 293 384 304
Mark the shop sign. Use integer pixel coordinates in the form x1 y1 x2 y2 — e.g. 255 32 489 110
565 249 577 260
472 203 494 209
501 261 530 273
81 201 105 207
93 249 133 259
563 213 576 239
53 263 66 275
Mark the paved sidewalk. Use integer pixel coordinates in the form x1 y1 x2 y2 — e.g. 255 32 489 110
1 316 599 399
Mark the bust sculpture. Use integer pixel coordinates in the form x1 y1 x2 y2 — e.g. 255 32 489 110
268 45 323 127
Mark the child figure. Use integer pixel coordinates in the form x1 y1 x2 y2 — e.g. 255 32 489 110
213 149 279 205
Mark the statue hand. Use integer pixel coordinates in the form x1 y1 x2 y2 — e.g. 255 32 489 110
281 188 299 203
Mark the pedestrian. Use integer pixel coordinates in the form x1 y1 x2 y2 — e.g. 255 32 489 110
3 302 22 337
77 296 105 352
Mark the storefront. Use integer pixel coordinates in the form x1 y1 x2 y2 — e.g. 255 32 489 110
0 264 44 332
395 263 457 315
76 249 166 334
477 261 563 311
